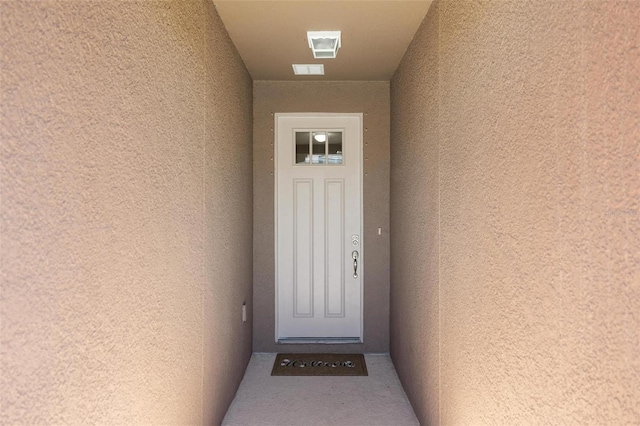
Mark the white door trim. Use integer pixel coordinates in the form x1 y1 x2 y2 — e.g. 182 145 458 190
274 112 364 343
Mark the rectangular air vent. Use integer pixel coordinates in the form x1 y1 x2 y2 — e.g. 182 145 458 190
292 64 325 75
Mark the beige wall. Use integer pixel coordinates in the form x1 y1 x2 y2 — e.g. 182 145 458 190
390 2 440 423
0 2 252 424
254 81 390 353
391 0 640 424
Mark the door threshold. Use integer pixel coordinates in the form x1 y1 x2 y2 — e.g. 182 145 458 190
278 337 362 345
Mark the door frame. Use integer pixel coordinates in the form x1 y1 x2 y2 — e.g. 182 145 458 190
274 112 364 343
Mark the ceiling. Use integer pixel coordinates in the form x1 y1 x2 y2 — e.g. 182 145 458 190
214 1 433 81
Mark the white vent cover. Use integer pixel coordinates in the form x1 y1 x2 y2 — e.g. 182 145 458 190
292 64 325 75
307 31 341 59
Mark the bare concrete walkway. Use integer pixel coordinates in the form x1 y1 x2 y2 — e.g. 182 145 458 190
222 353 419 426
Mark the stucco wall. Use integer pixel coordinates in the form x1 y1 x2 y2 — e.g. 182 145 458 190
253 81 390 353
0 2 252 424
391 0 640 424
390 2 440 423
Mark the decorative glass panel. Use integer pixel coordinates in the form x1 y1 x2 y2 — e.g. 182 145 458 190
312 132 327 164
327 132 343 164
295 130 343 165
295 132 310 164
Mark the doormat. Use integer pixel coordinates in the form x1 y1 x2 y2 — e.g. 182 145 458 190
271 353 368 376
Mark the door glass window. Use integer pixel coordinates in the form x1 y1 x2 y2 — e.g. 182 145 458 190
295 132 310 164
295 131 343 165
327 132 343 164
312 132 327 164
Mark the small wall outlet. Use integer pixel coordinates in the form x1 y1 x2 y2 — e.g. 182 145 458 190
242 303 247 323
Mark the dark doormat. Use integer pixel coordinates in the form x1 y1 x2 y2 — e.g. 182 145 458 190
271 353 368 376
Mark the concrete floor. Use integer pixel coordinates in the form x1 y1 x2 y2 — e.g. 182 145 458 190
222 353 419 426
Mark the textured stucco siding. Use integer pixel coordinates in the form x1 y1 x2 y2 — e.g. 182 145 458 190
391 0 639 424
253 81 390 353
390 2 440 424
0 2 252 424
203 2 254 424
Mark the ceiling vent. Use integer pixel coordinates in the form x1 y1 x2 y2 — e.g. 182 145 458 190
307 31 341 59
292 64 325 75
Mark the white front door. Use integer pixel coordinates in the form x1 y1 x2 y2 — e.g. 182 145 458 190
275 113 363 341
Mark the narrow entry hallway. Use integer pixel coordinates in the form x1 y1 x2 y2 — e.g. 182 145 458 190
1 1 638 425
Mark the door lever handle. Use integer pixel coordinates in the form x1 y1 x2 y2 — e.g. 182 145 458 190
352 250 359 279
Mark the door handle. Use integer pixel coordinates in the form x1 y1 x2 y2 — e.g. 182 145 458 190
352 250 359 279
